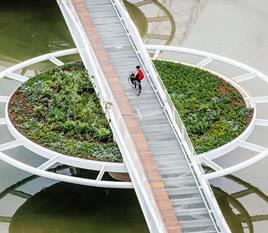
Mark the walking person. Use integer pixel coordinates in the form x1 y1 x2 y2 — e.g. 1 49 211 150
135 65 144 96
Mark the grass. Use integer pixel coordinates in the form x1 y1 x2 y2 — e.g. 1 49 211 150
153 60 253 154
9 62 122 162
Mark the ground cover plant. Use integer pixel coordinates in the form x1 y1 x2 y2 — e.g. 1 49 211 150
9 60 253 160
153 60 253 154
9 62 122 162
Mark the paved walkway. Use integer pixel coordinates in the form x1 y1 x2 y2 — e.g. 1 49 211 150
71 0 218 232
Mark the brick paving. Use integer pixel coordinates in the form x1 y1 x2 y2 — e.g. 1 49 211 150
71 0 182 232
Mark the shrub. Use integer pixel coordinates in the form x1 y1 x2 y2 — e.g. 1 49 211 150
153 60 253 154
9 62 122 162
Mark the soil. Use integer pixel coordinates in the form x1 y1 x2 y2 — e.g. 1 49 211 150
245 109 254 125
230 99 243 106
218 82 247 107
218 83 230 95
8 90 30 136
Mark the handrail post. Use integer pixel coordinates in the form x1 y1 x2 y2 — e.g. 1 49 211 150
112 2 231 232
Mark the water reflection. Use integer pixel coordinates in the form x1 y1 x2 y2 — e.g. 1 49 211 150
125 0 176 45
214 174 268 233
181 0 268 74
0 0 74 66
0 164 266 233
0 166 148 233
1 0 268 232
9 184 148 233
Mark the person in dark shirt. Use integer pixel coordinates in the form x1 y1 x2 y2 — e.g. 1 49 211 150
134 65 144 95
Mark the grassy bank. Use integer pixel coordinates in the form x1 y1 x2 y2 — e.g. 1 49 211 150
153 60 253 154
9 62 122 162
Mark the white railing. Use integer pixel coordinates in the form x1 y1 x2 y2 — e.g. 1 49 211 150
57 1 167 232
144 45 268 181
111 1 230 232
0 49 77 79
143 46 256 160
0 48 132 189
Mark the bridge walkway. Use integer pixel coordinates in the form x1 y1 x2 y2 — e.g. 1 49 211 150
68 0 219 232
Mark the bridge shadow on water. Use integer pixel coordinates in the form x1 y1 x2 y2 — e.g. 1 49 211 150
0 1 267 232
213 174 268 233
0 165 147 233
9 183 148 233
0 165 266 233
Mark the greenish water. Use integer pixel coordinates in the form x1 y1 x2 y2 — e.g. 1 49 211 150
0 0 267 233
0 0 74 66
9 183 148 233
0 1 148 233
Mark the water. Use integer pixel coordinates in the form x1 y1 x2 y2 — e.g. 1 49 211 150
0 0 74 67
0 1 148 232
8 181 147 233
173 1 268 232
129 1 268 232
0 0 267 232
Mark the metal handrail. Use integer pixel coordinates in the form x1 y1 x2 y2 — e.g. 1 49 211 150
112 1 231 232
145 45 268 181
57 1 167 232
145 46 256 153
0 48 127 173
0 48 132 189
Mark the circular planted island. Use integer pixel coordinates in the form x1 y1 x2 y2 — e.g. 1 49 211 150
8 62 122 163
8 60 253 162
153 60 253 154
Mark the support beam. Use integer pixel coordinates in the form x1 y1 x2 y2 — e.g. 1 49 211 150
5 71 29 82
197 56 213 67
0 96 8 103
232 72 255 82
201 157 222 171
206 149 268 180
231 189 252 199
238 140 267 153
239 214 268 222
0 216 11 223
255 119 268 126
49 55 64 66
134 0 152 7
153 48 161 59
96 165 106 181
144 33 170 40
147 16 169 22
0 151 132 188
0 140 24 152
253 96 268 103
38 156 58 170
0 118 7 125
9 189 32 199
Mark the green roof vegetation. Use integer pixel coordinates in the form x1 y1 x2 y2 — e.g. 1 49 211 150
9 60 253 161
9 62 122 162
153 60 253 154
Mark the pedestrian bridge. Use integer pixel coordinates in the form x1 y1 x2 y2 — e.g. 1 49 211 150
56 0 229 232
1 0 268 233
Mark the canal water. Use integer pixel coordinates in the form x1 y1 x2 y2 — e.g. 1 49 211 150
0 0 267 232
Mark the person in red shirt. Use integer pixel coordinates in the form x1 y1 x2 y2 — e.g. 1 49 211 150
134 65 144 95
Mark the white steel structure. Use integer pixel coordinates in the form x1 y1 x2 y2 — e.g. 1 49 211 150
146 44 268 180
58 0 229 232
1 1 267 232
1 44 266 232
0 49 131 189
